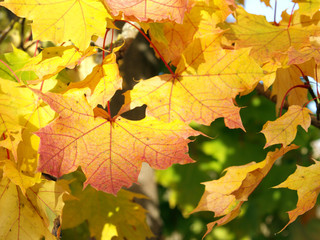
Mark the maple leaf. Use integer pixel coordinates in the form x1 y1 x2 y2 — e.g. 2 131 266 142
1 160 42 195
20 45 96 81
192 145 298 238
0 177 68 240
103 0 191 24
260 0 271 7
147 0 232 65
271 59 315 111
68 51 122 108
0 77 55 165
34 88 197 194
222 6 319 64
0 46 37 82
288 40 320 65
294 0 320 17
0 79 34 161
274 159 320 232
128 33 263 129
261 105 311 148
0 0 113 50
62 171 153 239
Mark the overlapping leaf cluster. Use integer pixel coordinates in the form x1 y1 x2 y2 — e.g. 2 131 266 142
0 0 320 239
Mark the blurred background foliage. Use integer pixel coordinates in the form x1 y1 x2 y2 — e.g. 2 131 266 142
157 90 320 239
1 1 320 239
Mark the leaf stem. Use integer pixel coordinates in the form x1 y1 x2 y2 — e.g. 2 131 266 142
102 28 110 60
0 59 20 83
109 29 114 53
287 3 296 28
279 84 309 117
2 133 10 159
274 0 277 25
120 20 175 76
107 101 111 118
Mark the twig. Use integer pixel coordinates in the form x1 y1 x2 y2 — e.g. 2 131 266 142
0 16 19 43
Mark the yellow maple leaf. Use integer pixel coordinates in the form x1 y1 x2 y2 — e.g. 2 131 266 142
62 171 153 239
68 51 122 108
192 145 298 238
1 160 42 195
129 33 263 128
0 177 68 240
274 159 320 231
20 45 96 81
223 6 319 64
0 0 113 50
0 79 34 161
261 105 311 148
0 77 55 167
294 0 320 17
270 59 315 112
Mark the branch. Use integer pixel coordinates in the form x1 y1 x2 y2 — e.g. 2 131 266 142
255 83 320 129
0 16 19 43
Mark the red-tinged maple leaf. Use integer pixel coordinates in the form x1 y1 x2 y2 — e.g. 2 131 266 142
274 159 320 232
103 0 191 24
261 105 311 148
128 33 263 129
0 0 113 50
0 177 68 240
192 145 298 238
147 0 232 65
34 88 198 194
222 6 319 64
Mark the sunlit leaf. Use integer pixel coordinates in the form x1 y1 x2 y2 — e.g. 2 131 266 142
0 177 68 240
261 105 311 148
34 88 197 194
62 171 153 239
103 0 191 23
68 51 122 108
0 0 113 50
192 145 298 238
129 33 263 128
274 159 320 231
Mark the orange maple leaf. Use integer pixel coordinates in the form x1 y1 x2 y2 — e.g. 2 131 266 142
103 0 191 24
129 33 263 129
34 88 197 194
147 0 232 65
274 159 320 232
192 145 298 238
261 105 311 148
